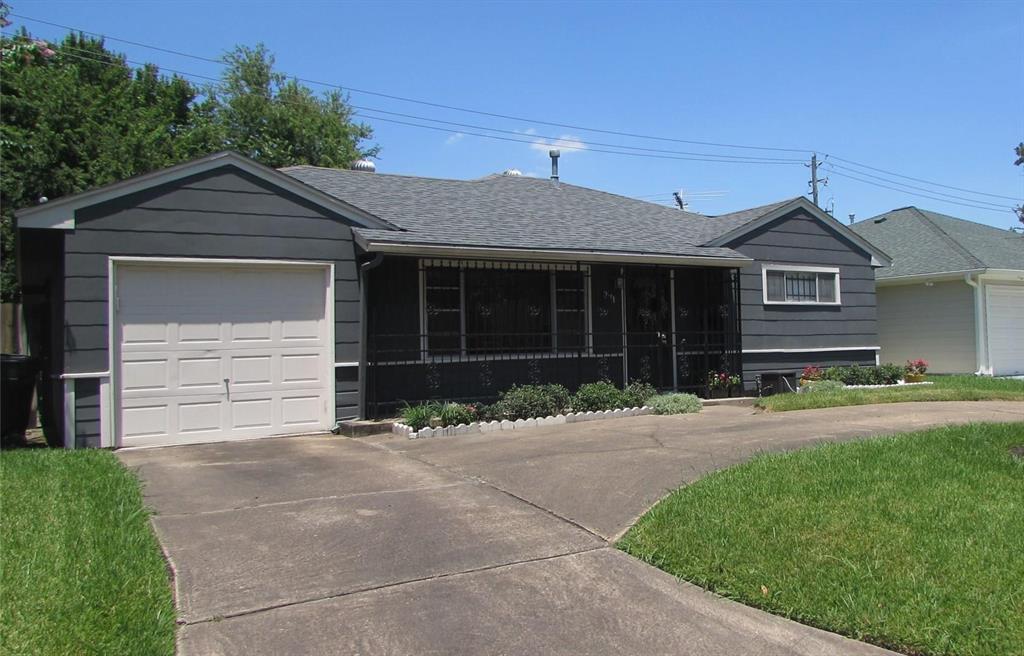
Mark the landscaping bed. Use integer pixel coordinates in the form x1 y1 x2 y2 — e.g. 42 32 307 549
396 381 703 438
0 449 175 655
760 374 1024 412
618 422 1024 656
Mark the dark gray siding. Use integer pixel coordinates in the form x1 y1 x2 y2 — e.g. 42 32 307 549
63 164 363 422
727 210 879 385
74 377 101 448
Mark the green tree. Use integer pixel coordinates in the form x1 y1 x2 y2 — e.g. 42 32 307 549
195 44 378 169
1 16 377 301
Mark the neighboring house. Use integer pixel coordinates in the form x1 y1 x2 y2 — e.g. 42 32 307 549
851 207 1024 376
16 151 888 448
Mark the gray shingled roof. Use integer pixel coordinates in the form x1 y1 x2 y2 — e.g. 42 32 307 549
850 207 1024 279
282 166 784 260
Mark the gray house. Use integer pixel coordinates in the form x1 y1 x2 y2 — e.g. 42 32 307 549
851 207 1024 375
16 151 889 448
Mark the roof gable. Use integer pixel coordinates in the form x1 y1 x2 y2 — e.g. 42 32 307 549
16 151 395 232
850 207 1024 278
702 196 892 267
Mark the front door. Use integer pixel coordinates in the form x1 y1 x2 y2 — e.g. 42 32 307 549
624 268 673 389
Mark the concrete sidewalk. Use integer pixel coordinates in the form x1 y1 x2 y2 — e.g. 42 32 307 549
119 401 1022 655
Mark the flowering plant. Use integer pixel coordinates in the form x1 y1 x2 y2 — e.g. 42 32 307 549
906 359 928 375
707 370 741 390
800 365 823 382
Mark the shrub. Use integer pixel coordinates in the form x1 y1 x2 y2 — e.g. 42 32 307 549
572 380 628 412
401 402 439 431
822 366 848 383
623 380 658 407
802 380 846 393
472 402 502 422
438 402 476 427
648 393 702 415
707 370 741 390
878 363 905 385
498 383 570 420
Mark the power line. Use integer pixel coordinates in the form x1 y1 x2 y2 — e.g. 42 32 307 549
9 12 813 155
827 161 1018 207
825 168 1014 214
44 44 808 168
8 18 1022 208
829 155 1021 202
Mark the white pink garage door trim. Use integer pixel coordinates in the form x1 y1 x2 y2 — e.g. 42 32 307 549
110 258 335 448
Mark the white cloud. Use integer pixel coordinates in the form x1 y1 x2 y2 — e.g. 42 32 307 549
528 133 587 154
444 132 465 145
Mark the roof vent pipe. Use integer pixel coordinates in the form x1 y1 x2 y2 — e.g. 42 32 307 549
350 159 376 173
848 213 855 225
549 149 560 182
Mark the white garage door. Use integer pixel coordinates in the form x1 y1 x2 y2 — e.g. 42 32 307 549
987 285 1024 376
115 262 333 447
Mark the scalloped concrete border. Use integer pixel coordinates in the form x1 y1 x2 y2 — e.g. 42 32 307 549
392 406 654 439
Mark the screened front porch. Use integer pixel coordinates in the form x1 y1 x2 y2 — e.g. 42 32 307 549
364 256 741 418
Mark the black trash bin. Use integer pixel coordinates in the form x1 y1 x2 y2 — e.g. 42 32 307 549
2 354 40 446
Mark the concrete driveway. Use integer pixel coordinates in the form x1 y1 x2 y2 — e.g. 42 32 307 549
119 401 1023 655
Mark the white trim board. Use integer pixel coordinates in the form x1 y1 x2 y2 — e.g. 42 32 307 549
743 346 880 354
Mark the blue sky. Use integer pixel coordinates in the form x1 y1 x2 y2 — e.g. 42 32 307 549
10 0 1024 228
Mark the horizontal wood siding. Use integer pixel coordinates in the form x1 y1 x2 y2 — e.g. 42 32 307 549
74 377 101 448
62 165 364 423
729 211 878 355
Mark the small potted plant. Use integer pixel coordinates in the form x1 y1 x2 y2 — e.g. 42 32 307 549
707 370 741 398
905 359 928 383
799 365 823 387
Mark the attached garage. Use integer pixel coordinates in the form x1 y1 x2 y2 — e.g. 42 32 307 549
986 285 1024 376
115 261 334 447
15 152 391 448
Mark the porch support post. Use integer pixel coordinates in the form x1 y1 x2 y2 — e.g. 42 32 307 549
670 269 678 391
620 267 628 386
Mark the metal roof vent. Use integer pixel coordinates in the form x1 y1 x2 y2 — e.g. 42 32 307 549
350 159 376 173
502 168 522 176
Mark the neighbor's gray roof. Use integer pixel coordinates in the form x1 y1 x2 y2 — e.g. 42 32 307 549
850 207 1024 279
283 166 784 260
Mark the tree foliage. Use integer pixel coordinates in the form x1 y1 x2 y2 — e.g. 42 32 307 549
0 13 376 300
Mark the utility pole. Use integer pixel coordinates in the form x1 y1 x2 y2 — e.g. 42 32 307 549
672 190 687 211
807 153 828 206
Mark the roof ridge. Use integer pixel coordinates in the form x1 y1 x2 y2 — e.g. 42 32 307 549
908 207 985 269
280 165 471 184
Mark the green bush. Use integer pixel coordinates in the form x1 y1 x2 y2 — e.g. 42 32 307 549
823 365 904 386
648 393 703 415
498 383 570 420
878 362 906 384
802 380 846 393
401 402 439 431
623 380 658 407
572 380 628 412
472 402 502 422
438 402 476 427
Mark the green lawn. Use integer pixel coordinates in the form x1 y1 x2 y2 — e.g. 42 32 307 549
619 423 1024 656
0 449 175 656
756 374 1024 412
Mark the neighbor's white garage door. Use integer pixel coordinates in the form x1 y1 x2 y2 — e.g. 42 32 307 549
115 262 333 447
987 285 1024 376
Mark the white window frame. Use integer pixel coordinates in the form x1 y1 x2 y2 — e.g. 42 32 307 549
762 264 841 306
